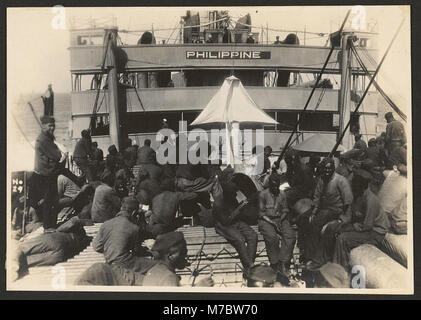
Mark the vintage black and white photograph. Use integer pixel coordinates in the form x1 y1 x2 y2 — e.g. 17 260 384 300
6 5 412 294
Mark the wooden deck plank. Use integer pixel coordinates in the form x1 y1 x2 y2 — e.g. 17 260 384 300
10 223 282 289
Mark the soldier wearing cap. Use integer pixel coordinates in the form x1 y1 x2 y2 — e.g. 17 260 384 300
73 129 94 182
353 133 367 151
365 138 383 167
352 134 367 161
246 263 289 287
304 157 353 270
33 116 67 233
136 139 157 166
274 36 282 44
93 197 149 272
332 169 390 270
258 173 296 276
212 179 258 275
246 32 255 43
142 231 214 287
384 112 406 157
205 34 214 43
77 197 154 286
313 262 350 288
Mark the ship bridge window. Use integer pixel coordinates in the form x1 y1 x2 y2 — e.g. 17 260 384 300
184 70 266 87
276 112 298 131
298 112 338 132
90 112 183 137
182 111 201 127
90 115 110 136
125 112 182 134
262 111 277 130
72 74 108 92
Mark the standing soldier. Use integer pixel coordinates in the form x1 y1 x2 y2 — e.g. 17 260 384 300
123 138 138 169
73 130 94 182
91 141 105 176
205 34 214 43
33 116 66 233
274 36 282 44
246 32 255 43
384 112 406 157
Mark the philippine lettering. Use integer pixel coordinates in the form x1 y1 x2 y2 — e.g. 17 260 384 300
186 51 271 59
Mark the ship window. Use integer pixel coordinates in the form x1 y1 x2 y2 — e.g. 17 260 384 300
234 33 244 43
182 111 201 127
90 112 183 136
91 115 110 136
126 112 182 134
276 112 298 131
263 111 277 130
298 112 338 132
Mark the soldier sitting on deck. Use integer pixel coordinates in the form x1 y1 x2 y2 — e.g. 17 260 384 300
57 174 81 210
134 168 162 205
91 173 121 223
145 190 197 238
145 231 214 287
123 138 138 169
365 138 383 167
352 134 368 161
303 158 353 270
92 197 150 272
332 169 390 270
106 145 125 173
212 177 258 277
258 173 296 278
76 231 214 287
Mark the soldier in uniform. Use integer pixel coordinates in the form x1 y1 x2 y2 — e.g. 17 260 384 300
384 112 406 157
258 173 296 276
304 158 353 270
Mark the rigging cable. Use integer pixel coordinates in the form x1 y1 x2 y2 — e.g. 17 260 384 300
350 43 407 122
27 102 42 128
132 85 146 112
352 62 369 143
234 20 328 37
11 112 35 150
275 9 351 166
329 18 405 156
360 46 408 111
89 30 111 131
166 21 181 44
190 227 207 287
119 16 229 34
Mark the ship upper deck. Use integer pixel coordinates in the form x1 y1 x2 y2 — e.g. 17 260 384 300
69 43 378 74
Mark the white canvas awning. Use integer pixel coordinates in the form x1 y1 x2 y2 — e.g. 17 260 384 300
191 76 278 126
292 133 346 155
